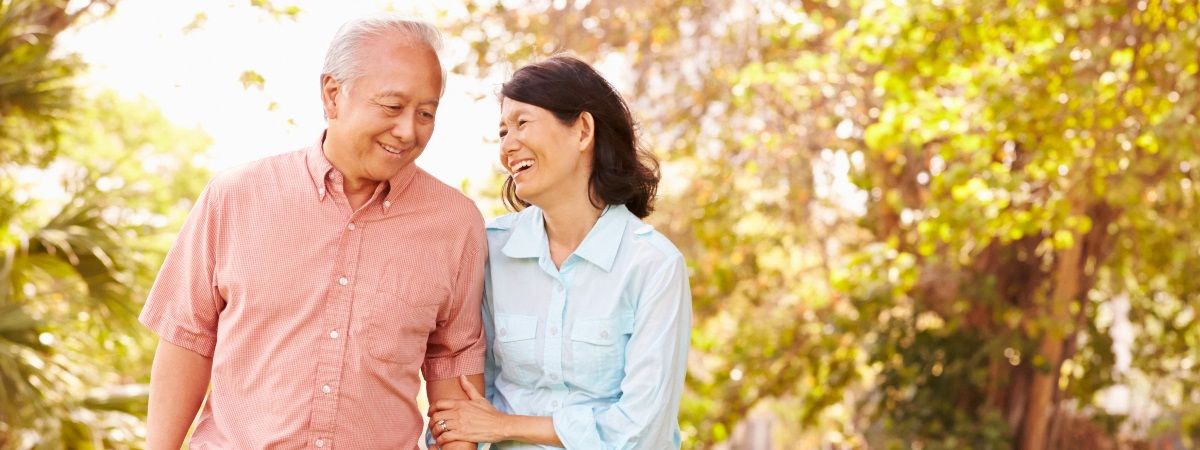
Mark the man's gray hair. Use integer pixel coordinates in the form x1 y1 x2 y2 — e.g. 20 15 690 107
322 14 446 96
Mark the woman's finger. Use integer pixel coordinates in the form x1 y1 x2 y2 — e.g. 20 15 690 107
436 429 464 446
458 375 484 401
429 411 447 425
431 399 462 412
429 417 452 438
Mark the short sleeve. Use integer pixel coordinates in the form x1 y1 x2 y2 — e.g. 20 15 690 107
422 224 487 380
139 181 227 358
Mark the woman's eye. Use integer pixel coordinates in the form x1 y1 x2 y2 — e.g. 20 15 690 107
517 120 528 127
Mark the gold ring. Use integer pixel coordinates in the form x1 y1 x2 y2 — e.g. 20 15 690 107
437 419 447 432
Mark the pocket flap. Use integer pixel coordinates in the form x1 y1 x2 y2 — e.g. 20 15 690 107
571 316 631 346
495 313 538 343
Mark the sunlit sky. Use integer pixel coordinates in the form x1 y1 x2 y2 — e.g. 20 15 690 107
59 0 503 189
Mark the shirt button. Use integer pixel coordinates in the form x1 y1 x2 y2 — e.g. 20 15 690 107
314 439 325 448
321 384 332 394
555 284 564 293
318 187 326 196
549 373 559 381
549 326 558 336
338 276 348 286
329 330 339 339
550 400 560 408
498 328 507 337
383 200 391 208
600 330 610 339
346 223 356 231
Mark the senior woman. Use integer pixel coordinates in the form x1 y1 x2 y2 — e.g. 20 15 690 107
428 55 693 449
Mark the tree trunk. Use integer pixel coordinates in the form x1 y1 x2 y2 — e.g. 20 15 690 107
1018 229 1085 450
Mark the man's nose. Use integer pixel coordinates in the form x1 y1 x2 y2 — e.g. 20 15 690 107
391 113 416 142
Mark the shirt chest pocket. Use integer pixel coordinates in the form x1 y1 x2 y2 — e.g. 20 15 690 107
362 260 442 365
493 313 540 382
569 316 633 389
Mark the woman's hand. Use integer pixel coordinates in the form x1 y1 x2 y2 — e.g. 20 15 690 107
429 375 510 446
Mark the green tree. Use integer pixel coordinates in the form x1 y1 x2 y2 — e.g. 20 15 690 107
0 0 116 166
0 94 211 449
1 1 211 447
448 1 1200 448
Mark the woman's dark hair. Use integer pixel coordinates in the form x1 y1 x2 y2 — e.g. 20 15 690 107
499 54 660 218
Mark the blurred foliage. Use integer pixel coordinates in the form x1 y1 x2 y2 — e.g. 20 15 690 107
0 0 210 448
248 0 301 21
447 0 1199 448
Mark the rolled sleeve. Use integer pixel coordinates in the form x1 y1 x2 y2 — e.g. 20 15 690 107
551 255 692 450
423 226 488 380
138 182 225 358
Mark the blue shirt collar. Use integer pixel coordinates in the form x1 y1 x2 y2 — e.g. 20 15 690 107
501 204 631 272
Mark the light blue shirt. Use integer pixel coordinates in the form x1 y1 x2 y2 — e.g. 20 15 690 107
482 204 692 449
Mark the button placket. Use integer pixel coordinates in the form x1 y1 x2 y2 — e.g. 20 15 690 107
309 207 366 437
544 275 568 386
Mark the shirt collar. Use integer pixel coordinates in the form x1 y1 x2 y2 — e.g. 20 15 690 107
304 131 335 201
501 204 631 272
304 130 421 212
380 163 419 214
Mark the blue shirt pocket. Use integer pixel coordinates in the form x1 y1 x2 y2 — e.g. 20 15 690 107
569 315 634 392
494 313 539 383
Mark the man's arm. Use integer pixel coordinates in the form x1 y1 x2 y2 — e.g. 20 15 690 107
427 374 485 449
146 339 212 450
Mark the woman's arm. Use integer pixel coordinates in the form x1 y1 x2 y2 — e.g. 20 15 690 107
549 254 692 449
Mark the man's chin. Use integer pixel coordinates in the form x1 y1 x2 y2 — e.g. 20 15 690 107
370 162 412 181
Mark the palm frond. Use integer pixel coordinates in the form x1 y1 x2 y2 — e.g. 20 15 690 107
0 303 54 439
24 195 139 328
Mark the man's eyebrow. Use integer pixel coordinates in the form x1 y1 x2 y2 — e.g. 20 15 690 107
374 91 439 107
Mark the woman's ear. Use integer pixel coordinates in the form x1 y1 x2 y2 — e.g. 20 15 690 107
577 111 595 152
320 74 341 120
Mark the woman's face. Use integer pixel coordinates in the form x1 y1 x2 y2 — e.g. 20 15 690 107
498 97 592 207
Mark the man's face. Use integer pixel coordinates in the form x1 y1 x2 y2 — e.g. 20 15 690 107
321 33 443 184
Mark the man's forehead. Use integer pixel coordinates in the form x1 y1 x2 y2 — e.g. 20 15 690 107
355 37 443 101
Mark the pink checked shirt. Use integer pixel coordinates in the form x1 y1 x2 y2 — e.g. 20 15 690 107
140 134 486 449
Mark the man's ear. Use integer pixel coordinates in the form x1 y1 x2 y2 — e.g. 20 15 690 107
577 111 595 152
320 74 342 120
